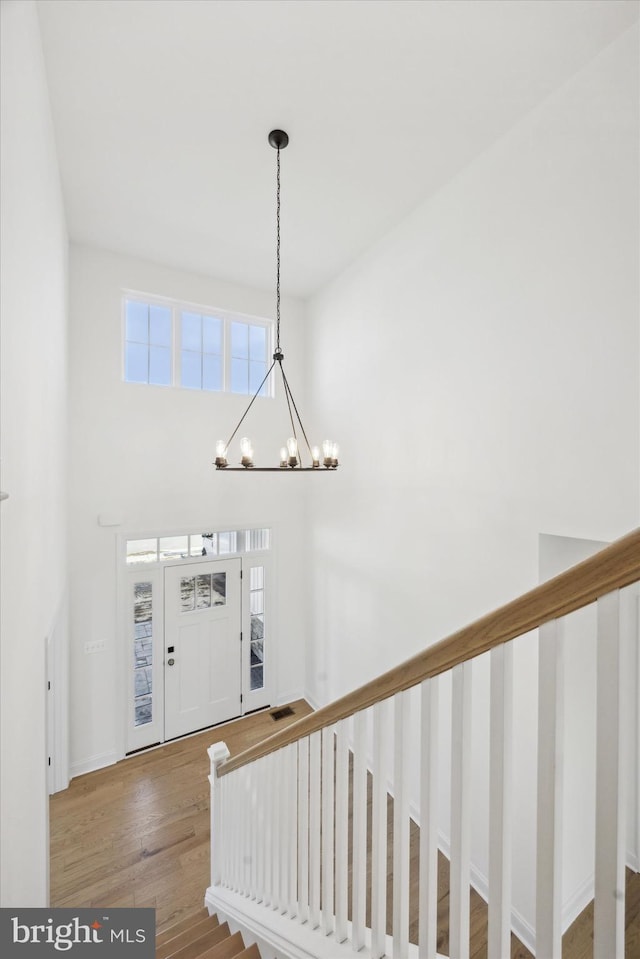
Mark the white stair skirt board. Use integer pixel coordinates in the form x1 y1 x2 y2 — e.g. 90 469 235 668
206 885 448 959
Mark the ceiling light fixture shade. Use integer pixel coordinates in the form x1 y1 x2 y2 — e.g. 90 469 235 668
215 130 338 472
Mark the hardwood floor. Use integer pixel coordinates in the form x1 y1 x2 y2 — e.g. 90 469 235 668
50 701 313 933
50 700 640 955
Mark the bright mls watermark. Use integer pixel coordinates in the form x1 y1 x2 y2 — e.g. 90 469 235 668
0 909 155 957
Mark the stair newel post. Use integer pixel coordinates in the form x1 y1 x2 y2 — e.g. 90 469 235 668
208 742 231 888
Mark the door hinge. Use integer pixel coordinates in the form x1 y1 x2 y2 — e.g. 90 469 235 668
240 569 243 579
240 632 243 643
240 694 243 704
47 681 51 691
48 757 51 766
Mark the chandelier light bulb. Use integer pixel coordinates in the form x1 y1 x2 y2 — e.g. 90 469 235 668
311 446 320 468
240 437 254 468
286 436 298 468
331 443 339 467
323 439 333 468
215 440 228 468
280 447 288 468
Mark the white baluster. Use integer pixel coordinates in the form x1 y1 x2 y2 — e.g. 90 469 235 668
265 752 275 906
287 743 298 917
371 699 389 959
536 618 564 959
298 737 310 923
393 692 410 959
352 709 368 951
419 679 439 959
594 590 626 959
229 771 238 891
322 726 335 935
274 751 283 909
450 661 472 959
255 757 264 902
309 731 322 928
249 762 257 899
488 643 513 959
208 742 230 887
335 720 349 943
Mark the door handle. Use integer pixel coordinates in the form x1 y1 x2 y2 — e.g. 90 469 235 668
167 658 175 666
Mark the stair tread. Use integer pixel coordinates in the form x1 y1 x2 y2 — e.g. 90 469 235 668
233 946 260 959
156 909 210 945
156 915 220 958
193 930 245 959
157 921 230 959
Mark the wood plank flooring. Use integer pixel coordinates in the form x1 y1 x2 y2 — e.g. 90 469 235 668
50 700 640 955
50 701 313 933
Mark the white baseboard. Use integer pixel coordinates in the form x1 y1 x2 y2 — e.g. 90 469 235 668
70 750 119 779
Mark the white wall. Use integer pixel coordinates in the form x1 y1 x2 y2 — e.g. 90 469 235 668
306 24 639 944
0 0 69 906
68 245 310 774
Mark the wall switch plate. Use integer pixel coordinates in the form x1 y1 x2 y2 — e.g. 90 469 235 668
84 640 106 654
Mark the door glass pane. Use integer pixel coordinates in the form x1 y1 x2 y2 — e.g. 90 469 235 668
133 582 153 726
249 565 265 691
202 533 217 556
127 539 158 564
160 536 189 561
181 576 195 612
218 531 237 555
190 534 205 557
250 590 263 615
196 574 211 609
135 695 153 727
211 572 226 605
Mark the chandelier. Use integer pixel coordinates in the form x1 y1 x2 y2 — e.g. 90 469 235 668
215 130 338 472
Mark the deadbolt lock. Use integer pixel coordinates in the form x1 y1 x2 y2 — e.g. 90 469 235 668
167 658 175 666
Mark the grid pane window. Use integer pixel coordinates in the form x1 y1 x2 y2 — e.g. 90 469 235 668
180 312 223 391
125 300 172 386
124 296 272 397
133 582 153 726
231 320 269 396
249 566 265 691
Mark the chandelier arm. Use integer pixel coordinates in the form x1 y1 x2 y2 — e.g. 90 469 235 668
224 358 277 451
277 359 299 446
280 364 314 463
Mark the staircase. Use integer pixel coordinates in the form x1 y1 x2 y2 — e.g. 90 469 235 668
204 529 640 959
156 909 260 959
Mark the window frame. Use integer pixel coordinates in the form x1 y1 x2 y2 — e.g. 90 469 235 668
122 292 274 398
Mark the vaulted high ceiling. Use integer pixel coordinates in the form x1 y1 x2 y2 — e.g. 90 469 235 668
37 0 638 298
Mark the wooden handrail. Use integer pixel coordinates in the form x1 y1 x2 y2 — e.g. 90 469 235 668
219 527 640 777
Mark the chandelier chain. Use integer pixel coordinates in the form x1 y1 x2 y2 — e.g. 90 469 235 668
276 145 281 351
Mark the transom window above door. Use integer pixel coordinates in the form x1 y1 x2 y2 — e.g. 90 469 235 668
123 294 273 396
125 528 271 565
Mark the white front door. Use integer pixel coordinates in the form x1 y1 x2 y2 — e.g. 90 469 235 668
164 558 242 740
